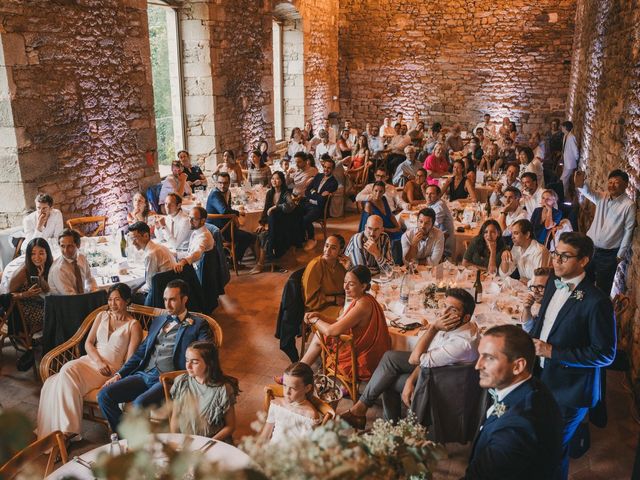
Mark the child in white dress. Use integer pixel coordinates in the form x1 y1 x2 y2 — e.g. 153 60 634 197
260 362 321 443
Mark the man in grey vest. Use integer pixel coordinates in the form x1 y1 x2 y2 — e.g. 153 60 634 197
98 279 212 432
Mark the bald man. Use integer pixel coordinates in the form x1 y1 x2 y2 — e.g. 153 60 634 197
344 215 394 275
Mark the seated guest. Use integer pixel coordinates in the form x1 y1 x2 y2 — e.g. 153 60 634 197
521 267 553 333
302 235 347 320
314 129 338 168
49 229 98 295
170 341 239 441
496 186 526 237
392 146 421 186
258 139 272 166
252 171 300 274
23 193 64 245
385 122 411 175
285 151 317 197
301 265 391 380
466 136 484 168
350 134 371 172
518 146 545 188
380 117 395 138
154 193 191 249
260 362 320 443
37 283 142 441
475 127 493 153
494 135 517 170
520 172 543 219
287 127 307 159
98 279 213 432
128 221 176 299
127 192 152 224
530 189 562 246
247 149 272 187
442 159 477 202
206 172 256 264
212 150 244 186
478 142 500 173
490 164 521 206
359 181 402 242
159 160 191 205
178 150 207 191
345 215 394 276
462 219 507 274
367 125 385 157
465 325 563 480
444 124 465 158
301 158 338 251
337 128 353 158
355 167 407 212
401 208 445 266
423 142 449 185
425 184 455 258
175 206 215 273
341 288 479 428
499 219 550 282
402 168 427 206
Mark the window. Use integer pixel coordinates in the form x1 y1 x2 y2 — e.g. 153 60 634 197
272 19 284 142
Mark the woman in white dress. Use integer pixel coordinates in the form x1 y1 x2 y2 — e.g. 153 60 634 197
37 283 142 441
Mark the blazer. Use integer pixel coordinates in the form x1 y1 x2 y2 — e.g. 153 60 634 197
117 311 212 378
530 275 616 408
466 377 563 480
205 188 239 229
275 268 306 363
305 174 338 210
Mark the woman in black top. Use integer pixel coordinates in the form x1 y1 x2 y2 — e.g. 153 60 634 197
442 159 477 202
462 219 507 274
178 150 207 191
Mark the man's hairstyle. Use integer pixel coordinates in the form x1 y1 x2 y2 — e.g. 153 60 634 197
483 324 536 373
177 149 189 157
128 221 150 236
321 155 335 168
446 288 476 318
217 172 231 181
166 192 183 205
521 171 538 183
293 151 307 161
425 184 442 195
608 169 629 183
318 129 328 139
520 146 534 162
431 122 442 133
558 232 594 260
418 207 436 224
561 121 573 131
504 186 522 199
327 234 346 252
35 193 54 206
533 266 554 277
512 218 533 237
416 167 427 176
171 160 183 169
58 228 81 247
374 166 387 175
166 278 189 297
192 206 208 221
373 181 386 189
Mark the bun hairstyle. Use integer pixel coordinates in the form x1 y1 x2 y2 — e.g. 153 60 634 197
107 283 132 304
284 362 315 398
348 265 372 292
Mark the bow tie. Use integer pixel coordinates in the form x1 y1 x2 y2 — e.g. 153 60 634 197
554 279 574 291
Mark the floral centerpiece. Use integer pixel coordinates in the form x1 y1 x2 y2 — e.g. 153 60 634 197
86 250 114 268
421 284 440 309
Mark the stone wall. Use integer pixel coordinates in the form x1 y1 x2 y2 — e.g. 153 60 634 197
338 0 576 132
0 0 158 230
566 0 640 405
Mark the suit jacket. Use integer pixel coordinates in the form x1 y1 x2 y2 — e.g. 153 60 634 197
305 173 338 210
117 311 212 378
530 275 616 408
466 377 563 480
205 188 239 229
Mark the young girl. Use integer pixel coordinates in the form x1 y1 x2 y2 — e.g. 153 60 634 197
260 362 320 443
170 341 240 442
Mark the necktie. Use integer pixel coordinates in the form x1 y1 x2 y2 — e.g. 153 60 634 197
554 279 573 291
170 218 174 238
71 260 84 294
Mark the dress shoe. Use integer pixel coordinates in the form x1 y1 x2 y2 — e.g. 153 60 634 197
340 410 366 430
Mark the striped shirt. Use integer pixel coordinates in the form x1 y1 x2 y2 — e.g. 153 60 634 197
344 231 394 276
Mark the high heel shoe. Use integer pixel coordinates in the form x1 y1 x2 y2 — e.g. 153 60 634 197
340 410 366 430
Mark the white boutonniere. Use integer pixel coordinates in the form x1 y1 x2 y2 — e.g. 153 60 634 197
571 290 584 301
181 317 194 327
492 402 507 418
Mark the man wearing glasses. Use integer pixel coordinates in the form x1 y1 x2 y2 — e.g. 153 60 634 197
529 232 616 480
520 266 553 332
355 167 407 212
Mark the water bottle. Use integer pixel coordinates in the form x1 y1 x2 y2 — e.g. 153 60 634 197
400 271 413 306
109 433 122 456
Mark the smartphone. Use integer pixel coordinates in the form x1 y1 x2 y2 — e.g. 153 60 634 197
29 276 40 288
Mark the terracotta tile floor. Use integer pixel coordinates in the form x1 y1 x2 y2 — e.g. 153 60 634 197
1 214 639 478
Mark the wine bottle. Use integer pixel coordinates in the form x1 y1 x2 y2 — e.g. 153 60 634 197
120 231 127 258
474 269 483 304
485 199 491 218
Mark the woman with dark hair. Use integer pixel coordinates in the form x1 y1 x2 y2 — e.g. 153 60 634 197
462 219 507 274
442 159 478 202
337 128 353 159
258 139 272 166
287 127 307 159
359 181 402 241
37 283 142 441
127 192 151 224
301 265 392 381
247 149 272 187
178 150 207 191
250 171 301 274
518 145 545 188
212 150 243 186
170 341 240 441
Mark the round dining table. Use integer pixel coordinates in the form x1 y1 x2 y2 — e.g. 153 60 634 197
45 433 252 479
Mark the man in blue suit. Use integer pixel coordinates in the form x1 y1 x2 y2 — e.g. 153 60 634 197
301 156 338 251
97 279 212 432
466 325 563 479
530 232 616 479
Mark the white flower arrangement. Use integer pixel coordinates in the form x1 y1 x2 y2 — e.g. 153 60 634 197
492 402 507 418
571 290 584 301
86 250 114 268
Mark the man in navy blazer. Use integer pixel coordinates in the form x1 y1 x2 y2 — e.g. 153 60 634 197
97 279 212 432
530 232 616 479
301 156 338 251
466 325 563 479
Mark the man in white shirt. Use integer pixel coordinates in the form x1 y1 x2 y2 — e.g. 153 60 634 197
22 193 64 245
159 160 191 205
520 172 543 219
496 187 526 237
49 228 98 295
355 167 407 212
129 221 176 296
499 219 550 282
175 206 215 273
386 122 411 176
560 121 579 200
313 129 338 168
154 193 190 249
575 169 636 296
367 125 385 156
380 117 395 138
392 146 421 186
286 151 317 197
490 164 522 206
425 184 455 258
321 118 337 144
401 208 445 266
341 288 479 425
473 113 497 140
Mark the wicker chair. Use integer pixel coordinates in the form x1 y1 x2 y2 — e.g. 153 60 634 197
39 304 223 429
207 213 239 276
0 430 68 479
67 216 107 237
264 383 335 426
312 193 333 241
310 324 358 401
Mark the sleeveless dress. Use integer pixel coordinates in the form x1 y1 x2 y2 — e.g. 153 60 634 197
266 401 320 444
448 177 469 201
359 197 402 241
36 312 138 438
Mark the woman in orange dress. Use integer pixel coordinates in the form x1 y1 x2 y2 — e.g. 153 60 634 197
301 265 391 381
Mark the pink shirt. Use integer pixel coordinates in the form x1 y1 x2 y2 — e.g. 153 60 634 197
424 154 449 185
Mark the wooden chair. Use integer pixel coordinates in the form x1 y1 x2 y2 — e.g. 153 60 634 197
160 369 188 402
311 324 358 401
39 305 223 430
264 383 335 426
67 216 107 237
312 193 333 241
0 430 68 479
207 213 239 276
0 295 15 352
11 237 24 260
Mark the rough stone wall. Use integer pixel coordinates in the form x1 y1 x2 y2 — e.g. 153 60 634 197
0 0 158 230
338 0 576 132
566 0 640 405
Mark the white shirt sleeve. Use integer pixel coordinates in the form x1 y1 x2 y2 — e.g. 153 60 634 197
419 333 476 368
